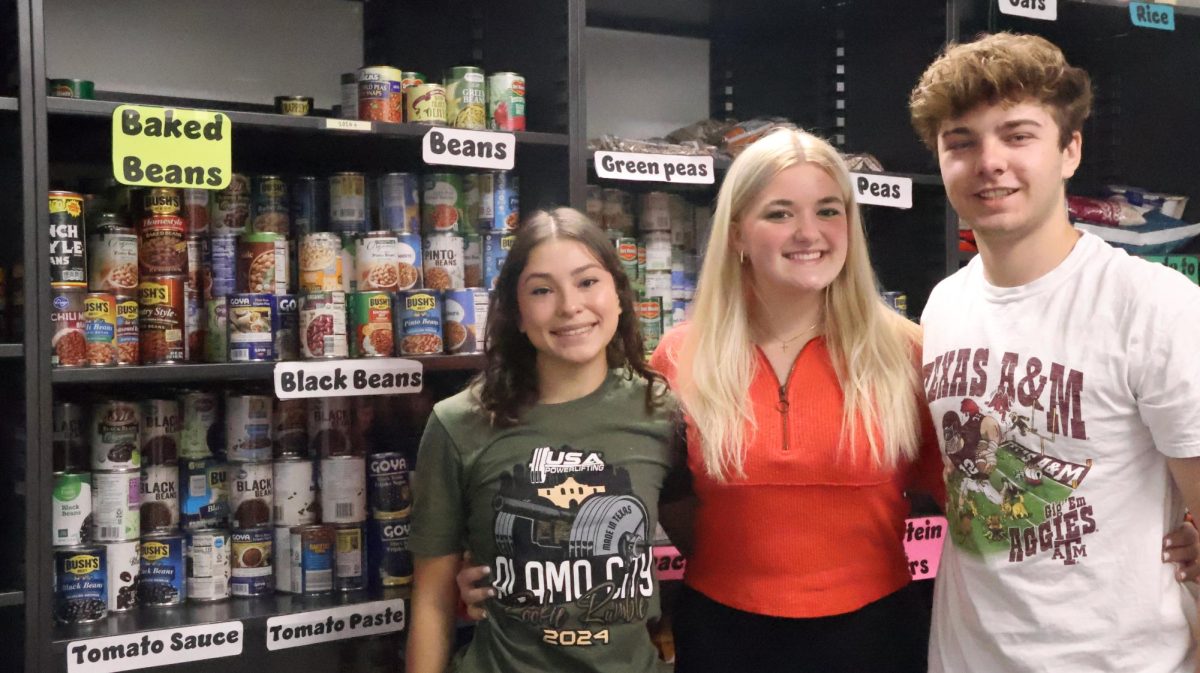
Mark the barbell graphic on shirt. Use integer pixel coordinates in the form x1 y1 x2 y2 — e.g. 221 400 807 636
493 494 650 561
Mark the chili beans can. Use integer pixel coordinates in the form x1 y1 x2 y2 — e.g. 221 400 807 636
51 287 87 367
225 392 273 462
379 172 420 233
463 231 483 288
227 293 275 362
93 469 141 542
299 232 343 292
300 291 348 359
445 65 486 130
405 83 446 124
91 401 140 470
88 226 138 293
207 235 237 298
290 524 335 594
139 533 186 606
237 232 288 295
251 175 289 235
140 398 180 465
274 457 318 526
181 458 230 529
205 298 228 363
290 176 327 236
231 460 274 529
140 463 181 533
54 546 107 624
421 173 464 235
212 173 250 236
53 402 89 473
273 294 300 361
493 171 520 232
349 291 395 357
397 232 422 290
308 397 354 458
355 231 401 292
319 456 367 524
422 233 464 290
367 452 411 518
357 65 402 123
231 527 274 596
84 292 118 366
367 516 412 588
138 274 186 364
442 288 487 354
488 71 526 131
181 188 210 236
116 295 139 365
179 391 220 460
330 172 368 235
186 528 231 602
49 190 87 288
398 289 443 355
334 523 366 592
273 398 308 459
53 471 92 546
105 541 140 612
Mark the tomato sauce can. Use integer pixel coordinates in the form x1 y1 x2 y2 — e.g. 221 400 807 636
367 516 413 588
422 234 464 290
231 527 274 597
442 288 487 354
87 226 138 293
421 173 464 235
225 392 273 462
273 457 318 526
398 289 443 355
53 471 92 546
308 397 354 458
93 469 141 542
355 231 401 292
299 291 348 359
105 540 140 612
206 235 238 298
211 173 250 236
186 528 231 602
445 65 486 130
231 460 274 529
227 293 275 362
397 232 422 290
405 83 446 124
273 398 308 459
205 297 228 363
181 188 210 236
290 524 335 595
140 463 181 533
330 172 367 235
348 291 395 357
237 232 288 295
138 274 187 364
319 456 367 524
54 546 107 624
51 287 87 367
273 294 300 360
488 71 526 131
334 523 366 592
181 457 230 529
379 172 420 233
140 397 180 465
84 292 118 366
115 295 140 365
49 190 87 289
251 175 290 235
367 452 411 518
299 232 344 292
90 400 141 470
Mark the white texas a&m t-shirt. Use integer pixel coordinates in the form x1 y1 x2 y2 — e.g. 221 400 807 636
922 232 1200 673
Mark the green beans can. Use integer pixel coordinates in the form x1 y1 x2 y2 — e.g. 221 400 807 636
444 66 486 130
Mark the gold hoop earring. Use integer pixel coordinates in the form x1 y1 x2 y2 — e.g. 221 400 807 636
739 250 745 264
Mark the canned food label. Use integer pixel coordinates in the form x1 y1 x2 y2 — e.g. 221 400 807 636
105 541 140 611
422 128 515 171
319 457 367 523
49 193 87 287
181 459 229 529
367 454 411 517
51 289 87 367
264 598 405 650
231 462 274 529
442 290 479 354
406 84 447 124
355 235 401 292
55 548 107 624
226 394 273 462
140 464 181 532
488 73 526 131
491 172 520 232
291 527 334 594
65 622 244 670
593 151 715 185
330 174 367 229
88 231 139 292
116 298 140 365
274 460 318 526
205 298 229 363
399 290 443 355
273 294 300 361
53 474 92 546
208 235 238 298
368 517 413 588
379 173 420 233
421 235 464 290
84 295 118 366
92 402 141 470
274 359 424 399
180 392 220 459
139 536 185 605
463 236 483 288
227 294 275 361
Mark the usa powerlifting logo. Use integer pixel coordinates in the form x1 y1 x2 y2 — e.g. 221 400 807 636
527 446 606 484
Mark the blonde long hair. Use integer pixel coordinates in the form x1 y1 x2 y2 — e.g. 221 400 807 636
676 129 922 481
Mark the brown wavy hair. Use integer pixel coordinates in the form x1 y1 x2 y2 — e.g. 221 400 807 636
474 207 666 426
909 32 1092 151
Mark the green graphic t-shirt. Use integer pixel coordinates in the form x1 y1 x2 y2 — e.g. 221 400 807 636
409 370 676 673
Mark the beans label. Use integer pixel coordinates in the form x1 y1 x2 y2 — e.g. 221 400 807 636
112 105 231 190
422 128 516 170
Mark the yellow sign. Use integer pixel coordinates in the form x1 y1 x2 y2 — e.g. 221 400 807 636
112 104 232 190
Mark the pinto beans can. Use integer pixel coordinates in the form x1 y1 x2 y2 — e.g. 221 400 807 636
349 291 395 357
84 292 118 366
49 191 87 288
138 275 186 364
51 288 87 367
397 232 422 290
421 233 464 290
88 227 138 293
300 291 348 359
398 289 443 355
116 295 140 365
227 293 275 362
230 460 274 529
237 232 288 295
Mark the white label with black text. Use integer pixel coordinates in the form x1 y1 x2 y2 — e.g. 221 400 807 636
323 118 373 132
266 599 406 651
68 622 243 673
422 127 515 170
274 358 423 399
998 0 1057 21
850 172 913 209
593 151 715 184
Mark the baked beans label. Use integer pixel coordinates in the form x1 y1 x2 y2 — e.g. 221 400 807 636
67 621 243 672
112 105 231 190
594 151 714 184
422 128 515 170
998 0 1056 21
274 359 424 399
850 172 912 209
265 598 405 650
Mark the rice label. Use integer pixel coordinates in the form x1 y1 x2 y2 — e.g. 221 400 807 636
274 358 424 399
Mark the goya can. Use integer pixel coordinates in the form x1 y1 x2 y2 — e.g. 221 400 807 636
398 289 443 355
227 293 275 362
231 527 274 597
225 392 273 462
181 458 230 529
273 294 300 361
334 524 366 592
274 457 318 526
90 401 140 470
105 541 140 612
405 83 446 124
93 469 141 542
299 232 344 292
330 172 367 235
138 274 186 364
379 173 420 233
54 546 107 624
140 463 180 533
348 291 394 357
84 292 118 366
492 171 520 232
290 176 327 236
52 402 89 473
355 231 401 292
179 391 220 459
367 452 411 518
251 175 289 235
421 173 464 235
273 398 308 459
397 232 422 290
230 460 274 529
357 65 402 123
139 533 185 606
367 516 412 588
140 188 188 275
49 190 87 289
319 456 367 524
422 233 464 290
211 174 250 236
115 295 139 365
308 397 354 458
206 235 237 298
87 226 138 293
53 471 92 546
50 287 87 367
488 71 526 131
445 65 486 130
205 297 228 363
300 291 348 359
442 288 488 354
290 524 335 595
186 529 231 602
181 188 210 236
237 232 287 295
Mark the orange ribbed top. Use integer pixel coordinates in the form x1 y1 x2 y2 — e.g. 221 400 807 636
651 323 944 618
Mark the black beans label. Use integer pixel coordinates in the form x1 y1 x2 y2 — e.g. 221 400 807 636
422 128 515 170
112 105 231 190
68 622 242 672
593 151 714 184
850 173 913 209
266 599 405 650
274 359 423 399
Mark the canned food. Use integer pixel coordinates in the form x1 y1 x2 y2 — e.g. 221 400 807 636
348 291 395 357
492 172 520 232
186 529 231 601
367 516 412 588
397 232 422 290
104 541 140 612
638 298 663 355
349 397 380 455
273 526 294 593
230 461 274 529
227 293 275 362
204 298 228 363
319 456 367 524
617 237 638 280
181 188 210 236
115 295 140 365
54 546 107 624
640 192 671 232
186 236 204 292
181 458 230 529
300 291 348 359
52 402 89 473
355 232 401 292
463 232 482 288
84 292 118 366
645 270 673 314
50 287 87 367
330 173 367 234
334 523 366 592
488 72 526 131
49 78 95 99
251 175 289 235
231 527 274 597
398 289 444 355
309 397 354 457
643 231 672 272
421 173 464 235
357 65 402 123
211 174 250 236
275 95 313 116
290 176 327 236
367 452 411 518
53 471 92 546
87 226 138 293
184 287 205 362
140 189 188 275
49 190 87 288
299 232 343 292
93 469 140 542
379 173 420 233
405 83 447 124
473 173 494 230
140 463 181 533
274 457 318 526
139 533 186 606
140 398 181 465
206 235 237 298
273 398 308 459
225 392 273 462
442 288 487 354
138 274 187 364
340 73 358 120
179 391 220 460
273 294 300 360
421 233 465 291
445 65 486 130
237 232 288 295
290 524 335 594
91 401 141 470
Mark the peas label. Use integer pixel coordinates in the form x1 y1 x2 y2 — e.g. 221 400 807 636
850 173 913 209
593 151 714 184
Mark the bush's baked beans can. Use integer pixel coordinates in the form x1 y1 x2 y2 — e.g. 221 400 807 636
139 533 186 606
51 287 87 367
237 232 288 295
445 65 486 130
185 236 204 293
186 528 231 602
49 190 87 289
54 545 108 624
367 516 412 588
205 298 228 363
397 232 422 290
442 288 487 354
91 401 141 470
225 392 273 462
115 295 139 365
334 523 366 592
421 174 464 236
138 274 186 364
181 458 230 529
93 469 141 542
231 527 274 596
405 83 447 124
488 71 526 131
139 188 188 276
274 457 317 526
422 233 464 291
463 231 483 288
290 176 327 236
299 232 343 292
84 292 118 366
367 452 411 518
300 291 348 359
105 540 140 612
53 402 89 473
211 173 250 236
140 398 180 465
349 291 395 358
184 287 205 362
227 293 275 362
207 235 237 298
330 172 367 235
273 294 300 361
179 391 220 460
140 463 180 533
88 227 138 293
181 188 210 236
309 397 354 458
379 173 420 233
355 231 402 292
398 289 444 355
357 65 402 123
231 460 274 529
251 175 289 235
290 524 335 594
273 398 308 459
53 471 92 546
319 456 366 524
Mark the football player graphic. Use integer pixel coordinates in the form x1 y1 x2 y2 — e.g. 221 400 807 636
943 399 1003 505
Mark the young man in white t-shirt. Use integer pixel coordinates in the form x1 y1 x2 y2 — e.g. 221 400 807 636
910 33 1200 672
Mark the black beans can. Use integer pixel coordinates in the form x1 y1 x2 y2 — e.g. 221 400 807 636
139 533 186 606
54 545 108 624
367 452 411 518
367 516 412 589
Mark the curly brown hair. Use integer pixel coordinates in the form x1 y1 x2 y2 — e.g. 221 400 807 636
474 207 666 427
909 32 1092 151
